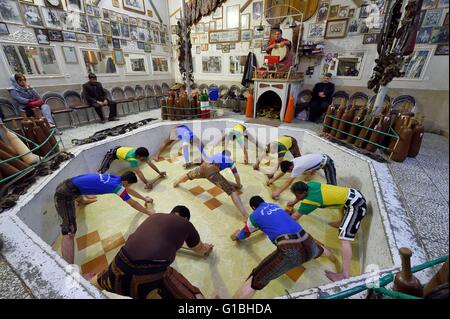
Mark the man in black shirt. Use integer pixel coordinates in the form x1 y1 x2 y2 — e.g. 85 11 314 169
300 73 335 123
82 73 118 123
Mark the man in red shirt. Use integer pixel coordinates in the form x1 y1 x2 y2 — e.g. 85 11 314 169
265 29 293 72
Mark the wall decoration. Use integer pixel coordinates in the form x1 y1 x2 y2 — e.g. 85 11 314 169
338 6 348 18
202 56 222 73
137 41 144 49
199 33 208 43
348 8 355 18
137 27 149 41
3 44 61 75
422 0 438 9
241 29 252 42
101 21 112 36
201 43 209 51
253 39 263 48
102 8 109 20
435 44 449 55
113 49 124 65
120 23 130 38
359 3 371 19
0 22 9 35
399 48 431 79
152 57 169 73
125 53 148 74
263 25 271 39
143 42 151 52
216 44 222 50
438 0 449 7
34 28 50 44
147 9 152 17
195 23 204 33
221 44 230 53
120 38 127 45
204 23 210 32
253 26 264 39
96 35 108 50
430 26 449 43
229 56 246 74
88 16 102 35
85 3 93 15
93 7 101 18
359 18 370 33
129 17 137 26
112 0 120 8
122 14 129 24
76 32 88 42
308 23 325 38
65 12 89 33
422 9 443 27
209 21 216 31
41 7 65 30
109 11 118 22
21 3 45 27
328 4 340 20
112 37 120 49
347 18 359 35
226 4 240 29
65 0 84 13
122 0 145 14
216 19 223 30
117 14 123 23
111 21 121 37
363 33 380 44
44 0 63 10
212 6 223 19
241 13 250 30
209 29 239 43
416 27 433 43
316 0 330 23
62 31 76 41
196 46 200 54
253 1 262 21
62 46 78 63
48 29 63 41
325 18 348 38
0 0 23 25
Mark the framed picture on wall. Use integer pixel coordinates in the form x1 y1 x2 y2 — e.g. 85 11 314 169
96 35 109 50
62 46 79 64
48 29 64 41
216 19 223 30
209 30 240 43
196 46 201 54
76 32 88 42
416 27 433 43
222 44 230 53
325 18 348 38
435 44 449 55
362 33 380 44
201 43 209 51
44 0 64 10
348 8 355 18
241 14 250 30
120 38 127 46
347 18 360 35
125 53 148 74
253 1 262 20
41 7 65 30
102 9 110 20
241 29 253 42
226 5 240 29
316 0 330 23
202 56 222 73
113 49 125 65
65 0 84 13
422 8 443 27
212 6 223 19
152 56 169 73
20 3 45 27
308 23 326 38
0 0 23 25
85 3 93 16
122 0 145 14
359 4 371 19
398 48 432 79
0 22 9 35
209 21 216 31
338 6 349 18
88 16 102 35
101 21 112 36
34 28 50 44
328 4 340 20
438 0 449 7
129 17 137 26
137 41 144 49
112 37 121 49
62 31 77 41
422 0 438 10
430 26 449 43
112 0 120 7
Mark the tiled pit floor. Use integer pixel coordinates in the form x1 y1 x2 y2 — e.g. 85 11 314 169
53 146 361 299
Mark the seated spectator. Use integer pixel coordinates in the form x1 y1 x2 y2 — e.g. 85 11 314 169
8 73 60 134
298 73 335 123
82 73 118 123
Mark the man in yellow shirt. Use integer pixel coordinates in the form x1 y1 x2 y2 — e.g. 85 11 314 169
288 181 367 282
98 146 166 189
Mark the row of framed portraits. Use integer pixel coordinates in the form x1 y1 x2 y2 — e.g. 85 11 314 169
191 25 273 45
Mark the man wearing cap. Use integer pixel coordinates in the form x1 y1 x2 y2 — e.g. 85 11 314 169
301 73 335 123
82 73 119 123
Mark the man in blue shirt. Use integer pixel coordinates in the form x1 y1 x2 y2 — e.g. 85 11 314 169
173 150 248 219
153 125 206 168
230 196 337 299
54 172 154 264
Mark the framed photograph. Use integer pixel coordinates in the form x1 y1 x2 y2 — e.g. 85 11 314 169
44 0 64 10
195 23 204 33
226 5 240 29
48 29 63 41
129 25 137 40
253 26 264 39
308 23 326 38
117 14 123 23
96 35 108 50
338 6 349 18
112 37 121 49
125 53 148 74
325 18 348 38
347 18 360 35
212 6 223 19
111 21 121 37
120 38 127 46
363 33 380 44
88 16 102 35
253 39 263 48
220 44 229 53
0 22 9 35
263 26 271 39
438 0 449 7
195 46 201 54
76 32 88 42
416 27 433 43
144 42 151 53
202 56 221 73
253 1 262 20
241 13 250 30
152 56 169 73
422 9 443 27
241 29 253 42
112 0 119 7
129 17 137 26
20 3 45 27
209 21 216 31
41 7 65 30
316 0 330 23
101 21 111 36
85 3 93 16
201 43 209 51
328 5 340 20
430 26 449 43
204 23 210 32
122 14 129 24
61 46 78 64
216 19 223 30
209 29 240 43
102 8 109 20
65 0 84 13
359 19 370 34
62 31 77 41
109 11 118 23
93 7 101 18
0 0 23 25
359 4 371 19
122 0 145 14
399 48 432 79
422 0 438 9
120 23 130 38
348 8 356 18
112 49 124 65
34 28 50 44
435 44 449 55
137 41 144 49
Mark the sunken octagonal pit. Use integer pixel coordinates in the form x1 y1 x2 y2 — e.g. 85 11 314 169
0 119 429 299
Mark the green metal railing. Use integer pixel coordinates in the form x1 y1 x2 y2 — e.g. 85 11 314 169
324 114 400 152
324 255 448 299
0 127 62 184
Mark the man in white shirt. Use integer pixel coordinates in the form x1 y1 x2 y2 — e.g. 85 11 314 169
268 153 337 200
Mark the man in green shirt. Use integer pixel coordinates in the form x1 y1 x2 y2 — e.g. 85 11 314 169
288 181 367 282
98 146 166 189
